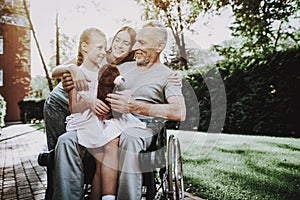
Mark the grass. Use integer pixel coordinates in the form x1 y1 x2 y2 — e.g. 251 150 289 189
169 130 300 200
30 121 45 132
30 122 299 199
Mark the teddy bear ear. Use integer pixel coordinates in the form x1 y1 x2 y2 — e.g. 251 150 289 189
114 75 125 86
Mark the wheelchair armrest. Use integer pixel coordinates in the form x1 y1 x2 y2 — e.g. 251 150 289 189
139 119 168 172
37 149 54 167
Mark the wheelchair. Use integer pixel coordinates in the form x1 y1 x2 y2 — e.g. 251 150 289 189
38 118 184 200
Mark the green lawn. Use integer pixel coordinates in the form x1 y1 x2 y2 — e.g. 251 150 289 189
169 130 300 200
31 122 299 199
30 122 45 131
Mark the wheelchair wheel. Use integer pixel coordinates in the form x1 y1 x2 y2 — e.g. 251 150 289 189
167 135 184 200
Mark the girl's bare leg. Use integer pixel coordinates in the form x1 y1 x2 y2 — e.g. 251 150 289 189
89 148 104 200
101 137 120 196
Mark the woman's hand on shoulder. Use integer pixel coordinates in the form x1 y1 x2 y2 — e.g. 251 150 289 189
168 71 182 88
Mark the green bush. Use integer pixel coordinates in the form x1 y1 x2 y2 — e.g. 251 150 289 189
18 99 45 123
222 47 299 136
184 47 300 137
0 94 6 127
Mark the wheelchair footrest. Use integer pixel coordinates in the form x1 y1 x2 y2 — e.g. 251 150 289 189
37 150 54 167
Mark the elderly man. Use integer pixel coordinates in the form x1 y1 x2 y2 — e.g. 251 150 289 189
106 20 186 200
52 20 185 200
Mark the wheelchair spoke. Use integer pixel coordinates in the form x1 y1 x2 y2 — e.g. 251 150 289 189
174 138 184 200
167 135 175 200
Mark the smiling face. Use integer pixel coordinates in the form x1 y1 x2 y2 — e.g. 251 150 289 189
132 27 161 67
85 32 107 65
79 28 107 67
111 31 131 59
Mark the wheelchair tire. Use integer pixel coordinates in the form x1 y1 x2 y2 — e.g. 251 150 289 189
174 138 184 200
167 135 184 200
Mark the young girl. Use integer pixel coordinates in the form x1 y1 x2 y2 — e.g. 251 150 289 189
63 27 112 199
53 27 145 200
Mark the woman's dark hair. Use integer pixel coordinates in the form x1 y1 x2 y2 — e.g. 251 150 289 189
106 26 136 64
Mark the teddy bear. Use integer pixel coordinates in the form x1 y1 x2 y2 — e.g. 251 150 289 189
97 64 125 119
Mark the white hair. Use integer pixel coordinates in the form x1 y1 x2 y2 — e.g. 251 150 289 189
142 20 168 43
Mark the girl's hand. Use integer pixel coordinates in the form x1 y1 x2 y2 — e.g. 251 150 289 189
89 99 110 116
168 71 182 87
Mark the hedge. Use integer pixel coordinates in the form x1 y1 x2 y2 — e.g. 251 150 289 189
182 47 300 137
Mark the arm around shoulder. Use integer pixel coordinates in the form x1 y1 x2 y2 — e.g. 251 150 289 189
52 64 78 79
130 95 186 122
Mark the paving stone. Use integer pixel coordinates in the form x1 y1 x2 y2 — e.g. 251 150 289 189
17 187 31 195
0 124 47 200
17 185 31 191
34 193 45 200
2 194 17 200
32 189 45 195
0 123 203 200
18 193 34 199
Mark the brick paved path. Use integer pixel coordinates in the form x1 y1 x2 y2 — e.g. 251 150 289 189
0 123 203 200
0 123 47 200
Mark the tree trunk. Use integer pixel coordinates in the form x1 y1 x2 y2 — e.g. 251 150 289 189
273 20 283 53
23 0 53 91
171 31 189 70
56 11 60 66
180 33 188 70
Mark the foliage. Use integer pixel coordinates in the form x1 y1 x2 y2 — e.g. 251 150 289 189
0 94 6 127
184 47 300 137
49 33 78 69
184 67 226 133
221 47 299 136
0 0 25 24
213 0 300 57
174 130 300 200
163 42 222 70
25 76 51 100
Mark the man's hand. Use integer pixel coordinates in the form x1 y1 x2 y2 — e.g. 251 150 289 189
168 71 182 87
67 64 91 91
106 90 134 114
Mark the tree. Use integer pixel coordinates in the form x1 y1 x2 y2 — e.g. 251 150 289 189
213 0 300 57
1 0 54 91
135 0 212 70
22 0 53 91
49 33 77 69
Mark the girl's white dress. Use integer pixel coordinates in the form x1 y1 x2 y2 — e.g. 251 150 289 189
65 65 146 148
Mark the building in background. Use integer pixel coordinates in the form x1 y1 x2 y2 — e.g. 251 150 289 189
0 0 31 122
